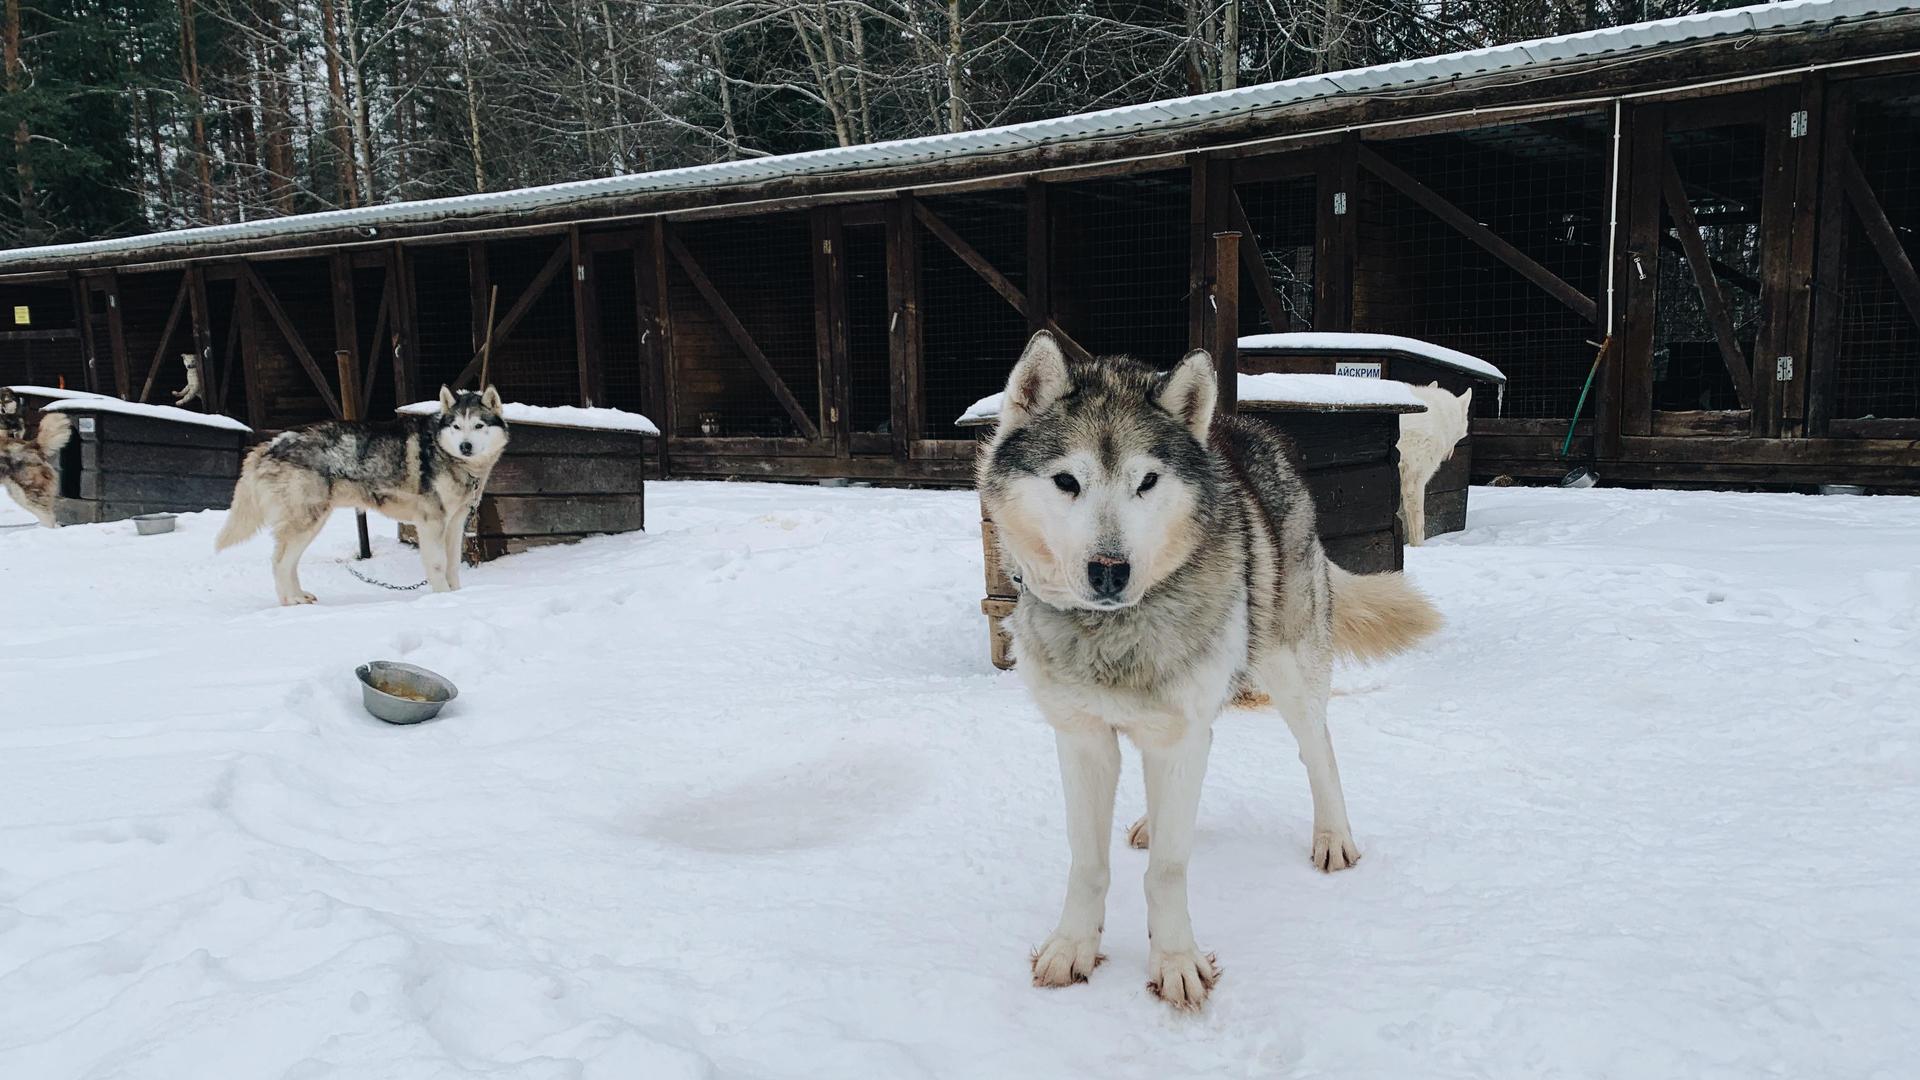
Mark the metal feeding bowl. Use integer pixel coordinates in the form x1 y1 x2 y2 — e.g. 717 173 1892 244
132 512 177 535
356 661 458 725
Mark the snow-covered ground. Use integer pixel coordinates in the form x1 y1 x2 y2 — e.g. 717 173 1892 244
2 482 1916 1079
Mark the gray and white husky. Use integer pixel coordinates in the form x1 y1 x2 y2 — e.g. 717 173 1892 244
216 386 509 605
979 332 1442 1010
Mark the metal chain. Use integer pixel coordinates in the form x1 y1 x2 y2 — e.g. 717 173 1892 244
343 562 428 591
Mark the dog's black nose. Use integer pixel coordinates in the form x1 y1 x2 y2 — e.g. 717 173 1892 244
1086 558 1131 599
459 441 473 456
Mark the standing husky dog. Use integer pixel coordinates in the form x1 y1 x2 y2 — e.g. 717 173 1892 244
1396 383 1473 545
1 411 72 527
216 386 509 605
980 332 1442 1010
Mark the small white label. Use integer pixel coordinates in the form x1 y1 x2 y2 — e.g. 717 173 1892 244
78 417 96 434
1333 192 1348 216
1335 361 1382 378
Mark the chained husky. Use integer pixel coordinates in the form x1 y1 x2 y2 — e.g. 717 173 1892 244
0 410 72 527
216 386 509 605
979 332 1442 1010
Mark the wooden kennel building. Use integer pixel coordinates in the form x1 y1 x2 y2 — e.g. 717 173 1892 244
4 0 1920 492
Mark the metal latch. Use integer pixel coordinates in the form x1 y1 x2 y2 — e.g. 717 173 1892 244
1790 111 1809 138
1776 355 1794 381
1332 192 1348 216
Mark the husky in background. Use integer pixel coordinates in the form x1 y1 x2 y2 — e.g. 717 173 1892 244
217 386 509 605
0 411 72 527
1396 383 1474 545
979 332 1442 1010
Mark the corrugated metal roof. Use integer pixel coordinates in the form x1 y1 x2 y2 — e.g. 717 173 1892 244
1 0 1911 270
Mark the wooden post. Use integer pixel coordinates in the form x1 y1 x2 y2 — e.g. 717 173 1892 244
103 272 131 398
186 266 218 412
571 225 605 407
387 243 421 403
1317 138 1357 332
639 221 675 475
887 193 924 459
1188 154 1212 352
235 271 270 430
1808 88 1854 436
329 251 363 413
1212 230 1240 415
336 348 371 559
1025 178 1052 336
467 241 490 361
70 273 101 393
811 207 851 457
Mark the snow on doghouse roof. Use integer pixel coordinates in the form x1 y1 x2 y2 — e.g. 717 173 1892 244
1 0 1909 272
957 373 1425 425
1237 333 1507 383
397 400 660 435
44 396 252 431
4 385 115 401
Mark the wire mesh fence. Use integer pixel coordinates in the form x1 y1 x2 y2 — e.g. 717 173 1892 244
1359 118 1608 418
919 189 1030 439
1234 174 1317 335
1833 94 1920 420
844 223 892 435
668 215 818 439
593 248 648 416
1058 172 1192 365
1652 122 1765 413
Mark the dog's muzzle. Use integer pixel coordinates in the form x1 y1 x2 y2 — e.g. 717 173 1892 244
1086 556 1131 602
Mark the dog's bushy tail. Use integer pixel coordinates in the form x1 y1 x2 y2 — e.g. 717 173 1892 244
1328 562 1442 662
214 447 268 551
34 412 72 457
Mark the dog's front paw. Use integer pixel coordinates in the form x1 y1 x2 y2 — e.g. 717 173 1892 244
1031 934 1103 987
279 591 318 606
1126 815 1150 849
1146 948 1219 1010
1312 829 1361 872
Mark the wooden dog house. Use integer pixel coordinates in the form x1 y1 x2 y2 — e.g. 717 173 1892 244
41 398 247 526
1238 333 1508 538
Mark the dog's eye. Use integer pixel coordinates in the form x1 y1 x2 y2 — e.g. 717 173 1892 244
1051 473 1080 496
1137 472 1159 494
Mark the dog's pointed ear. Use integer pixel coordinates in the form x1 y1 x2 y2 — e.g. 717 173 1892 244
996 331 1072 438
438 384 456 412
481 385 502 412
1156 350 1218 440
1459 387 1474 410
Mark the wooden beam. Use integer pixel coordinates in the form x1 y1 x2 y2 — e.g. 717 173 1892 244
1807 91 1854 436
664 225 821 442
1620 105 1664 436
1316 138 1357 331
1188 154 1211 351
103 272 131 398
1358 143 1600 324
234 272 270 429
811 208 851 456
240 262 344 418
453 237 569 389
137 276 190 403
1659 150 1755 409
69 274 102 393
1836 138 1920 339
909 197 1092 361
1228 190 1289 332
572 225 605 406
329 251 364 415
1025 178 1052 336
642 219 676 470
1774 78 1824 437
888 195 923 457
387 243 421 403
186 267 219 413
1212 230 1241 414
467 242 490 360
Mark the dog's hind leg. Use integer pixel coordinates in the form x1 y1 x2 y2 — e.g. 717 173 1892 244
1138 721 1220 1009
271 511 327 606
1032 721 1120 989
1262 646 1361 872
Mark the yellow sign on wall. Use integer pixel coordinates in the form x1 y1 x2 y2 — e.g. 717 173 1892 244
11 306 27 325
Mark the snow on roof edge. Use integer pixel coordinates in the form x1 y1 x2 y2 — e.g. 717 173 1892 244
3 0 1907 271
44 396 252 431
397 399 660 435
1237 332 1508 382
